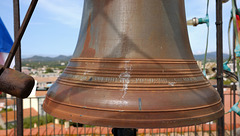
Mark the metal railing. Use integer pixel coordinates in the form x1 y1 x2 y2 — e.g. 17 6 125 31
0 85 238 136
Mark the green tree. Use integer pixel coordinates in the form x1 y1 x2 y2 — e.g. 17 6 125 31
45 68 54 73
0 108 13 113
23 114 53 128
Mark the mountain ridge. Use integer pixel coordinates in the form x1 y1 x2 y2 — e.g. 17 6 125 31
194 52 229 61
22 55 72 62
22 52 229 62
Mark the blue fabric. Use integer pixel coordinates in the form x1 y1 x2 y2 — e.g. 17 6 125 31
0 17 13 53
235 43 240 57
223 61 231 72
229 102 240 116
202 70 206 77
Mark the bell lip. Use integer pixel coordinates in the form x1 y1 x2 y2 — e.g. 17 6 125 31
45 95 222 112
43 96 224 128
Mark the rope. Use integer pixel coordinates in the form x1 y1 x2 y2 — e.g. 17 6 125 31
223 17 233 72
206 0 209 15
227 0 240 115
232 0 240 88
202 0 210 76
202 25 209 76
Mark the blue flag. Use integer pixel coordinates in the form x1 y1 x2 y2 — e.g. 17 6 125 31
0 17 13 53
0 17 14 67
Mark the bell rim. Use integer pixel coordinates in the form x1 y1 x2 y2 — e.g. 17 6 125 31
43 96 224 128
45 95 222 112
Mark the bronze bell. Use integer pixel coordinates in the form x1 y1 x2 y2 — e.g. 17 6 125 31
43 0 224 128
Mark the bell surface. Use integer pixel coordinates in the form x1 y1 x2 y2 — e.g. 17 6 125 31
43 0 224 128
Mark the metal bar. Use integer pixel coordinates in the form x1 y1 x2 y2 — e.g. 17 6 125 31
61 120 63 136
216 0 224 135
13 98 16 136
84 125 86 136
91 125 93 136
194 124 197 136
30 98 32 136
37 97 40 136
45 113 47 136
13 0 38 134
69 121 70 135
13 0 23 135
76 123 79 136
16 99 23 136
230 89 233 136
13 0 20 65
5 0 38 68
209 122 211 136
5 97 8 136
233 26 236 136
53 117 55 136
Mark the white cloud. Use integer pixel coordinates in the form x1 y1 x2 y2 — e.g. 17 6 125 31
40 0 83 28
17 0 233 55
22 0 83 28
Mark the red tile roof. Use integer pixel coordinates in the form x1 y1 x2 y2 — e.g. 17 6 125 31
35 91 47 97
0 99 15 107
33 77 57 83
0 108 38 123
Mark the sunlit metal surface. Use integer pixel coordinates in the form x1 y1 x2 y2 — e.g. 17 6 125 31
43 0 223 128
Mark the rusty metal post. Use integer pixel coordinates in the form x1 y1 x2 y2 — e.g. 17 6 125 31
6 0 38 68
12 0 38 135
13 0 23 135
216 0 224 136
112 128 137 136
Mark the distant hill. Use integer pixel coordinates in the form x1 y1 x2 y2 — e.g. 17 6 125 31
193 52 229 61
22 52 229 62
22 55 72 62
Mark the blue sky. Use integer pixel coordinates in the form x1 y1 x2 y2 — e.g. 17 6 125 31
0 0 235 57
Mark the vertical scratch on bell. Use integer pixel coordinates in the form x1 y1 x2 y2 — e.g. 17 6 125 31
138 98 142 111
119 60 132 98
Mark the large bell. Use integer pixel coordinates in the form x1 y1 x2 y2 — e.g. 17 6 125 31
43 0 224 128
